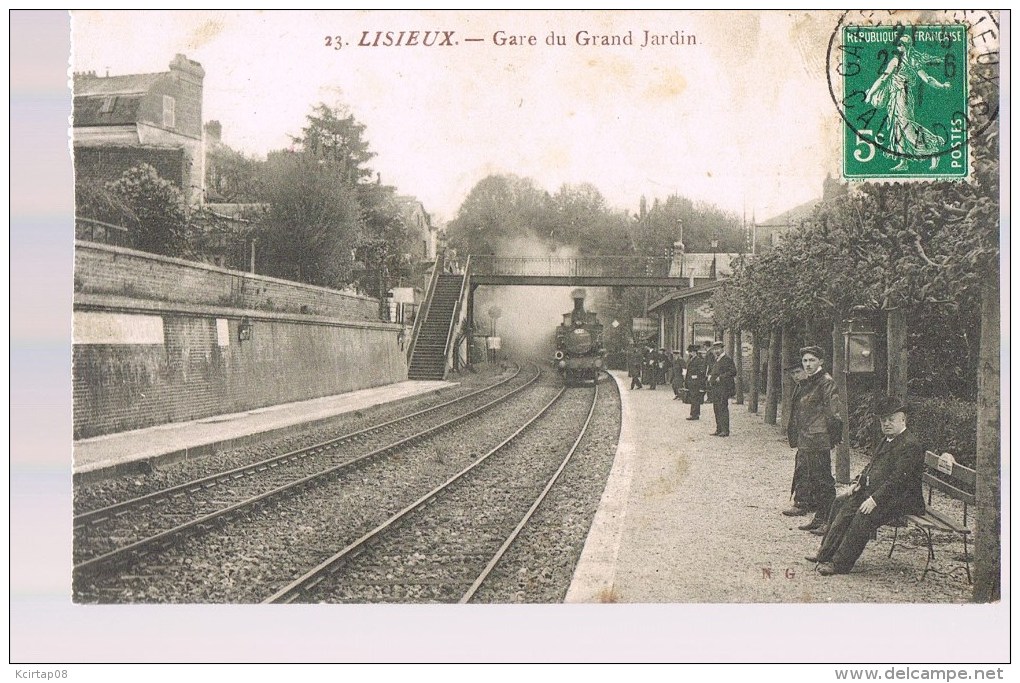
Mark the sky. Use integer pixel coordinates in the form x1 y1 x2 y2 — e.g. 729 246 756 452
70 10 844 226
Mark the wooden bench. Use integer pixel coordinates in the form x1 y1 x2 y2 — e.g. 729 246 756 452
888 451 975 583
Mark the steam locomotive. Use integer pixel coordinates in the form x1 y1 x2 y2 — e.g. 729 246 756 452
553 288 606 385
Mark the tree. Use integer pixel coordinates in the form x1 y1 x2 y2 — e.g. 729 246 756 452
75 174 137 228
291 103 376 185
548 183 631 255
205 143 264 203
257 151 362 288
105 164 192 257
446 174 554 255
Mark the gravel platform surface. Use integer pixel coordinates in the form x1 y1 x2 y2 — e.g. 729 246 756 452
576 372 973 604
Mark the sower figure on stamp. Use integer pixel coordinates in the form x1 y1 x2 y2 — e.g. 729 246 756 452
806 395 926 576
864 34 951 172
785 345 842 530
707 341 736 437
684 345 708 420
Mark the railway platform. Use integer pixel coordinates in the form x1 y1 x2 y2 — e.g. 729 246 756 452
565 371 972 603
73 379 452 481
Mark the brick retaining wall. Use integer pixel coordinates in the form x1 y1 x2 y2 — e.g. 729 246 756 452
73 243 405 439
74 241 380 320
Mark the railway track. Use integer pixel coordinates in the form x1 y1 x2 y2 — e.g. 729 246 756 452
263 380 600 604
72 364 540 584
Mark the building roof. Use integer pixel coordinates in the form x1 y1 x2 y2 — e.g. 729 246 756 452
74 72 163 96
756 198 820 227
73 93 145 127
647 279 724 312
670 252 742 279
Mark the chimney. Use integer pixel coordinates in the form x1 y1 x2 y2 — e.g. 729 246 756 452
204 120 222 143
170 53 205 84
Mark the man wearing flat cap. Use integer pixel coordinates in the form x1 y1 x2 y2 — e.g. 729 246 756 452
784 345 842 529
806 395 926 576
707 340 737 436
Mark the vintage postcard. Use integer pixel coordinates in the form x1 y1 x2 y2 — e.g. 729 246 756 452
12 9 1007 666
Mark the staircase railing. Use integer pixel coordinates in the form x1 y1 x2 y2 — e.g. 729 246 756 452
406 250 445 366
442 255 471 378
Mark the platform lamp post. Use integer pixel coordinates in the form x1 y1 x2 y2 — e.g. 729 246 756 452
844 310 877 374
676 218 684 278
837 307 877 482
487 305 501 363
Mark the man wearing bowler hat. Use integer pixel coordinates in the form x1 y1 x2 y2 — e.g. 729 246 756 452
806 395 926 576
706 340 737 436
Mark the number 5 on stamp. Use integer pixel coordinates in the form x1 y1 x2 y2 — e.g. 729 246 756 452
841 24 969 180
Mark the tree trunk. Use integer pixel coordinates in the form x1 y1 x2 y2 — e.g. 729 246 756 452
832 317 851 484
887 308 908 400
764 326 780 425
780 324 797 433
748 329 760 413
733 328 744 404
973 266 1000 602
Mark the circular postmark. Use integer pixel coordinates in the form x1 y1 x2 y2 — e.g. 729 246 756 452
826 10 999 177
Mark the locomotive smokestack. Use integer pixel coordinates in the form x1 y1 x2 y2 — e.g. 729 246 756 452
572 288 586 313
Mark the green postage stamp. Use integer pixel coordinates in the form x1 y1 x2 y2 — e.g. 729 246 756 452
840 24 968 180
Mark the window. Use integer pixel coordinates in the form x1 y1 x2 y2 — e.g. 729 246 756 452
162 95 176 128
99 96 117 113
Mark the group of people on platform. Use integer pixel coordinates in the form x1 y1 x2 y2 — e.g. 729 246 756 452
626 339 737 438
783 345 927 577
628 338 930 578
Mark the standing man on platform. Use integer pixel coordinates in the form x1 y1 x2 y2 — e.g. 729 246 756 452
784 364 814 515
707 341 737 436
670 350 686 400
684 345 708 419
784 345 842 531
644 346 659 390
806 395 925 575
628 344 643 390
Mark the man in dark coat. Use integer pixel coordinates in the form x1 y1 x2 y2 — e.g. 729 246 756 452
670 350 686 400
784 345 842 529
707 340 737 436
627 344 643 390
784 364 813 513
684 345 708 419
643 346 659 390
806 395 926 575
658 348 671 388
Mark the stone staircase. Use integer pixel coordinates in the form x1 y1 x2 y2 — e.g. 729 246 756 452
407 273 464 380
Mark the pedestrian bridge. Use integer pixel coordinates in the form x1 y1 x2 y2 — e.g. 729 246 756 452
469 255 683 287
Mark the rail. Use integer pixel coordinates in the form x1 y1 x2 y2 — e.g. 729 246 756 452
470 255 673 278
75 216 133 248
443 255 471 376
406 250 445 365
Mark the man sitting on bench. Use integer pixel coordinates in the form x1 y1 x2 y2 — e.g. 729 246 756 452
806 395 926 576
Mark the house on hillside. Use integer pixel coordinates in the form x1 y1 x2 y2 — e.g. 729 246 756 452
396 195 439 262
751 174 846 253
73 54 206 207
